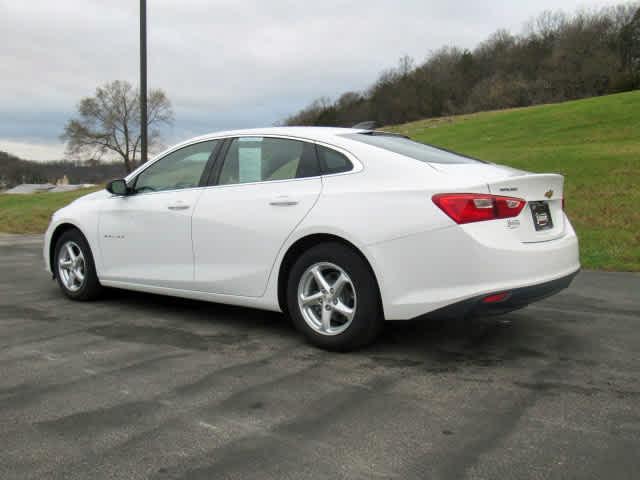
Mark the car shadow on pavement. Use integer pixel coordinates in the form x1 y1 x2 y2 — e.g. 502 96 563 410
94 286 569 372
370 314 555 371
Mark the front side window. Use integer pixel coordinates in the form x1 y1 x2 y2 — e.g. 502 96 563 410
134 140 218 193
217 137 319 185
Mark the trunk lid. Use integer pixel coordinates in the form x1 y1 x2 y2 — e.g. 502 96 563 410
432 163 566 243
487 173 565 242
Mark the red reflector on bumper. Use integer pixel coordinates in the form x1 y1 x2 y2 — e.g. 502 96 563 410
482 292 510 303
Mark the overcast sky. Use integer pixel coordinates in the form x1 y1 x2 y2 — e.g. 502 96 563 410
0 0 632 161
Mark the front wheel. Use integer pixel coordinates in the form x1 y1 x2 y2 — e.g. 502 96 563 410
54 229 103 301
286 242 383 351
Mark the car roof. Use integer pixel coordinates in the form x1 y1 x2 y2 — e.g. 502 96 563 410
191 126 369 145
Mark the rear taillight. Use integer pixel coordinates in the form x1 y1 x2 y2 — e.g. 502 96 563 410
432 193 526 224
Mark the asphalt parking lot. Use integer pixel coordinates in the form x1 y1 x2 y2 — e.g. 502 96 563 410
1 234 639 480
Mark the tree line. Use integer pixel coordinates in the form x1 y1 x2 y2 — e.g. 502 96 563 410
283 4 640 127
0 150 126 189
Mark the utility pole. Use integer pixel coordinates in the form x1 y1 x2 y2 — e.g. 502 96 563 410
140 0 148 164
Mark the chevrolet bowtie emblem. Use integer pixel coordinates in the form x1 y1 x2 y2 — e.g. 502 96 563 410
544 189 554 199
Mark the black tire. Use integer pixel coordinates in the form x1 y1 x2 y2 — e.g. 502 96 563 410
54 229 103 301
286 242 384 351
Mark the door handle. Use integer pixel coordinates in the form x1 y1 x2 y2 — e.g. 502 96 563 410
269 198 298 206
167 204 190 210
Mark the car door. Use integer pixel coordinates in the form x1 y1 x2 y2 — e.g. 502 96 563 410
99 140 220 289
191 136 322 297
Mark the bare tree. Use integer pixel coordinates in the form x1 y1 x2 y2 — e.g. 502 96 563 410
62 80 173 173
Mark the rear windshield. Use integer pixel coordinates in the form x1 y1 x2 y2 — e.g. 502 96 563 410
342 132 484 164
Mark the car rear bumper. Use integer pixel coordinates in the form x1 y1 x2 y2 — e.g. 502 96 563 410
417 268 579 320
367 215 580 320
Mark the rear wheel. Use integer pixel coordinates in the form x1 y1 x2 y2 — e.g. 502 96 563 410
286 242 383 351
54 229 103 301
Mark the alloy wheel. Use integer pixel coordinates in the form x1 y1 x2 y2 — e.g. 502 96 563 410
297 262 357 336
57 240 87 292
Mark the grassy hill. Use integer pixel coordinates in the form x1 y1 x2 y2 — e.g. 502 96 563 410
388 91 640 271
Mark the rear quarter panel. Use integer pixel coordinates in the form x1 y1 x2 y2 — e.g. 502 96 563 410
302 144 481 246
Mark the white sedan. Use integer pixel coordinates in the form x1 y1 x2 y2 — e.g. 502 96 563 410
44 127 580 350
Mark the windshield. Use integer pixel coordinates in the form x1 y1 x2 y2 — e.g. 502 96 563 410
342 132 485 164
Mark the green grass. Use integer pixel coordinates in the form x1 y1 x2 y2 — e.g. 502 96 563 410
387 91 640 271
0 188 100 234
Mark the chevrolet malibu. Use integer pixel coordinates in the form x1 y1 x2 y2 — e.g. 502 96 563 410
44 127 580 350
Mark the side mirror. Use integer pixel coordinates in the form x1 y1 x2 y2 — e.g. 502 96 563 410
106 179 129 196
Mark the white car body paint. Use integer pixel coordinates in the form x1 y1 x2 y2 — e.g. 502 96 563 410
44 127 580 320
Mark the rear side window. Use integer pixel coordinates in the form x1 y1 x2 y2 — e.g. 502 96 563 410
217 137 319 185
342 132 484 164
316 145 353 174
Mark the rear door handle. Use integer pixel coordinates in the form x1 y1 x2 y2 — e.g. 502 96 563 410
269 197 298 207
167 204 190 211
